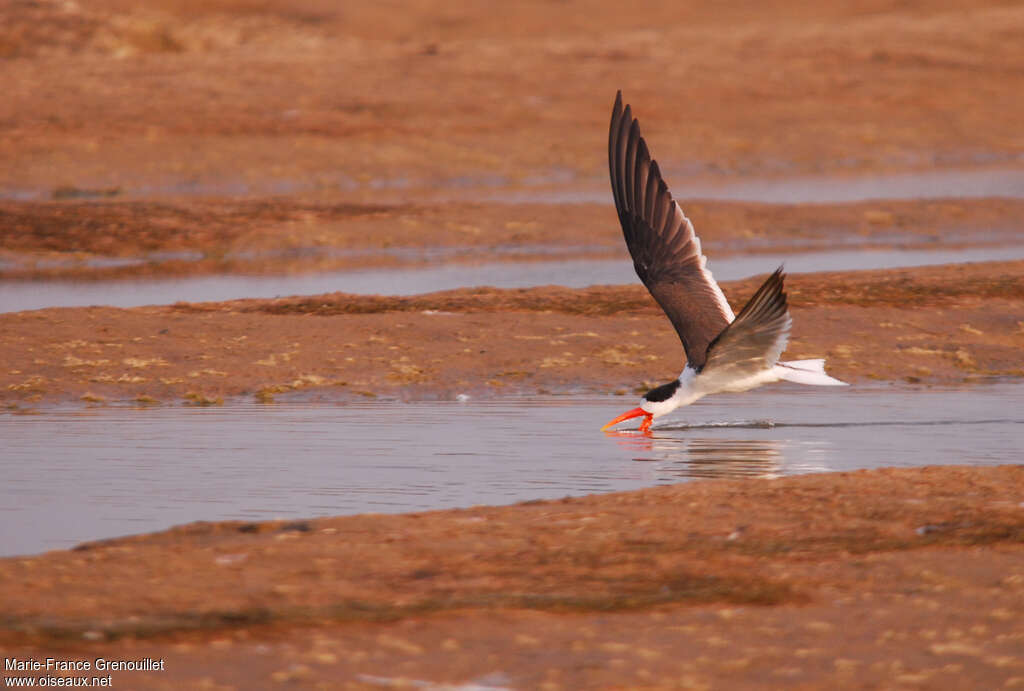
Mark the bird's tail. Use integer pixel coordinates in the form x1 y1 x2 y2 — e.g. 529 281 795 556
774 359 848 386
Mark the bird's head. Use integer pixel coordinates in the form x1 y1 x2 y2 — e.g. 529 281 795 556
600 380 682 433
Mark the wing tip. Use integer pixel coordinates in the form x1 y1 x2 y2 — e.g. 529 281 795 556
611 90 624 122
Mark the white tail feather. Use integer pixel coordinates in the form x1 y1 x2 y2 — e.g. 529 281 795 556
774 359 848 386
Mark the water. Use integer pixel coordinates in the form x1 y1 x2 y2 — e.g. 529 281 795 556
486 167 1024 204
2 383 1021 557
4 245 1024 313
4 165 1024 204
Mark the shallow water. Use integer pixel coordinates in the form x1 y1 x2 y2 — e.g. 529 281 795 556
4 165 1024 204
2 383 1021 556
4 245 1024 313
486 167 1024 204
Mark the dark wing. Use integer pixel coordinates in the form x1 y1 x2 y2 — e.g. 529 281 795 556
699 267 791 382
609 91 734 369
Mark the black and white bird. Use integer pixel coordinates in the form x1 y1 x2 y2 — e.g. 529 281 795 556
602 92 846 434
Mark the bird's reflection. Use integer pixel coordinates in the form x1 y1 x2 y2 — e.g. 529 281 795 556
606 430 786 480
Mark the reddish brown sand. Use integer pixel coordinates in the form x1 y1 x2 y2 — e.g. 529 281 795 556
2 467 1022 688
3 0 1024 687
3 0 1024 196
3 261 1023 408
3 198 1024 279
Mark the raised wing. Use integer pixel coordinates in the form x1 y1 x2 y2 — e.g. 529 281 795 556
609 91 734 369
700 267 791 381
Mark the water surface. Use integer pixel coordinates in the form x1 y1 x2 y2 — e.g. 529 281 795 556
487 167 1024 204
2 383 1021 556
4 245 1023 313
5 165 1024 203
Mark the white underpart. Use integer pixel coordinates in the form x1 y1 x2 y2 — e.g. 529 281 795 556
679 205 735 322
640 360 847 420
774 359 848 387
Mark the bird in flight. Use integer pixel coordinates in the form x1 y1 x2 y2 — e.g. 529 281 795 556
602 91 846 434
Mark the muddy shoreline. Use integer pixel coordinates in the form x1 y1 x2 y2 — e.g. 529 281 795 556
4 198 1024 281
3 260 1022 408
2 465 1022 688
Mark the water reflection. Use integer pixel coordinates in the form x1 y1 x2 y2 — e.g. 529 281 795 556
609 433 788 479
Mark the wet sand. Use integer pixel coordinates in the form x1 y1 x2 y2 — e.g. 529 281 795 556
3 0 1024 284
3 260 1023 408
2 465 1022 688
3 0 1024 196
3 198 1024 280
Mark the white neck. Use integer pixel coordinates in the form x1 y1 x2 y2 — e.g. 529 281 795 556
640 367 703 419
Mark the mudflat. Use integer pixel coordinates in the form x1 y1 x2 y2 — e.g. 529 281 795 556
3 0 1023 196
4 198 1024 279
2 466 1022 688
3 261 1023 408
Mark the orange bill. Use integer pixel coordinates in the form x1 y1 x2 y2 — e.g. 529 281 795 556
600 406 653 432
